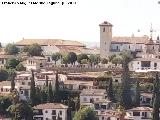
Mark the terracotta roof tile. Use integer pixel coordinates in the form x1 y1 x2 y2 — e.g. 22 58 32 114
33 103 68 109
16 39 86 47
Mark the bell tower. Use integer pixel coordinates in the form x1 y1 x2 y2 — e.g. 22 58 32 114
99 21 113 58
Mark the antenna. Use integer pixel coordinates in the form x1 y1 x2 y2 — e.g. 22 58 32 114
150 23 153 39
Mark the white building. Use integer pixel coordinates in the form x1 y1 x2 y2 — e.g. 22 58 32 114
127 107 152 120
140 93 153 107
80 89 107 106
24 56 47 71
33 103 68 120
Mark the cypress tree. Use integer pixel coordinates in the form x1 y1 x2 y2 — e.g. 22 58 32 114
107 78 115 102
134 80 140 107
45 75 48 87
48 82 54 102
152 73 160 120
54 71 61 102
30 69 36 106
10 69 16 92
120 52 132 109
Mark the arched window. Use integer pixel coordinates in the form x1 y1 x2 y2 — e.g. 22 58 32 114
103 27 105 32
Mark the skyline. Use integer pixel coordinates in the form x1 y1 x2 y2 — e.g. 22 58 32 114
0 0 160 44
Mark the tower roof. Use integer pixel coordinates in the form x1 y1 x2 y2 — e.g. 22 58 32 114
99 21 113 26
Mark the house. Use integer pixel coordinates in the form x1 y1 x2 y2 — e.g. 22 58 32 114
98 110 134 120
80 89 107 107
0 54 14 68
127 107 152 120
24 56 47 70
140 93 153 107
63 80 94 91
33 103 68 120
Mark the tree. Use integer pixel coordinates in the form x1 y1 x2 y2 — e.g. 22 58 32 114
119 51 133 109
107 78 115 102
41 87 48 103
48 82 54 102
111 56 122 66
16 63 26 71
0 69 9 81
5 43 19 55
67 52 77 65
152 73 160 120
73 106 98 120
108 54 116 62
81 59 88 65
10 69 16 92
51 52 61 65
62 55 68 66
22 46 29 53
8 100 33 120
77 54 88 64
101 58 108 64
46 75 49 87
0 95 12 116
134 80 140 107
27 43 43 56
54 71 61 102
5 58 20 69
30 69 36 106
89 54 100 67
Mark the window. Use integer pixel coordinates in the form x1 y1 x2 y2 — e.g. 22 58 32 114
52 116 56 120
137 62 139 64
153 46 154 49
83 97 87 102
96 98 99 101
154 63 157 67
102 117 104 120
20 91 23 94
52 110 56 115
103 27 105 32
129 45 130 49
115 79 118 82
142 112 147 117
101 105 106 109
1 88 3 92
133 112 140 116
45 110 48 113
59 111 62 115
28 82 31 85
46 118 48 120
22 82 25 85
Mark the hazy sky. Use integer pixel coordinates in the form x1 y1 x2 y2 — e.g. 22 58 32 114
0 0 160 43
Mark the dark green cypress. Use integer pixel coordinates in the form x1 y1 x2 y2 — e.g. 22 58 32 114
107 78 115 102
30 69 36 106
134 80 140 107
54 71 61 102
48 82 54 102
152 73 160 120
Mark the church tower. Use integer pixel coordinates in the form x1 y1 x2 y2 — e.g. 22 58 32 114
99 21 113 58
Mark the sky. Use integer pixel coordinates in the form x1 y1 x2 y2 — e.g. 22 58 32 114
0 0 160 44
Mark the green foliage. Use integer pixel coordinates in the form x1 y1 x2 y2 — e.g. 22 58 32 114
119 51 132 109
67 52 77 65
8 100 33 120
77 54 88 64
54 72 61 102
52 52 61 65
0 69 9 81
0 95 12 115
27 44 43 56
22 46 29 53
62 55 68 65
111 56 122 66
107 78 115 102
108 54 116 62
30 69 36 106
48 82 54 102
5 43 19 55
41 87 48 103
81 59 88 64
89 54 100 66
5 58 20 69
101 58 108 64
152 73 160 120
10 69 16 92
134 81 140 107
73 107 98 120
16 63 26 71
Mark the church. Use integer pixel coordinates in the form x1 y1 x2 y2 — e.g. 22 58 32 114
99 21 160 71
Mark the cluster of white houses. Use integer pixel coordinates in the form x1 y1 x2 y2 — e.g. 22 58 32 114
0 21 159 120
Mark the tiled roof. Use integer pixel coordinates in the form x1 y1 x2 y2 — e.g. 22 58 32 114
0 81 11 86
112 36 149 44
80 89 106 96
16 39 86 47
132 58 160 62
0 54 14 59
33 103 68 109
129 107 152 111
63 80 93 86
